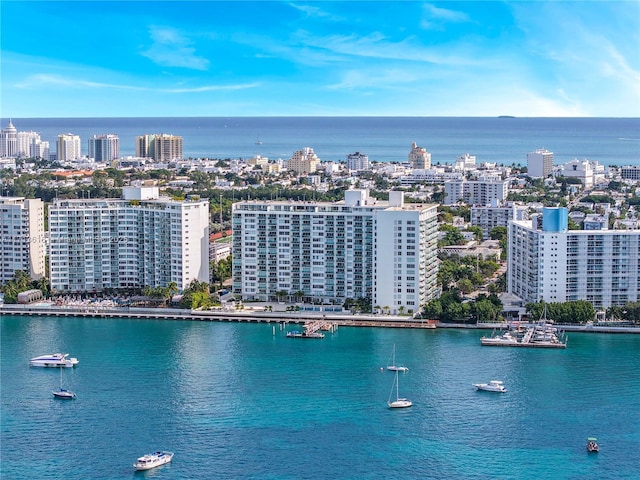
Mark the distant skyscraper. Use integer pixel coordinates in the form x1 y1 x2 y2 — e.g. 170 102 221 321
135 134 183 162
88 134 120 161
527 149 554 178
286 147 320 174
16 131 41 158
409 142 431 169
0 120 17 158
57 133 82 161
346 151 369 171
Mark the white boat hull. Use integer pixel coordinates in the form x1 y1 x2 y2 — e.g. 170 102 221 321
388 399 413 408
386 366 409 372
473 382 507 393
133 452 174 471
52 389 76 399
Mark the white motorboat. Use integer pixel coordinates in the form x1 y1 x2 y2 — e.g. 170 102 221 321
30 353 79 368
386 344 409 372
586 437 599 453
388 370 412 408
473 380 507 392
133 451 174 471
480 331 519 346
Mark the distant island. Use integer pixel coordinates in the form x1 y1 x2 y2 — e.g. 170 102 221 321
498 115 516 118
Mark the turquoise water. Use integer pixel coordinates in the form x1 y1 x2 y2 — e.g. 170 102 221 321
1 315 639 479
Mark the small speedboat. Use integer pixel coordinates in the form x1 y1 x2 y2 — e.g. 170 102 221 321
473 380 507 392
587 437 599 453
52 388 76 400
30 353 79 368
133 451 174 471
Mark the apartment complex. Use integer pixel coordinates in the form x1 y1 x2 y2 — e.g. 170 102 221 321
0 197 45 284
48 184 209 293
470 202 528 240
507 207 640 309
286 147 320 174
346 151 369 171
527 149 554 178
57 133 82 162
135 134 183 162
408 142 431 169
444 178 510 206
232 190 439 314
88 134 120 162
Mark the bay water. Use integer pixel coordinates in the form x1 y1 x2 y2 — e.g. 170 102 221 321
1 314 639 479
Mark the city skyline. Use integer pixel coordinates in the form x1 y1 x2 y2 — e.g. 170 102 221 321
1 1 639 118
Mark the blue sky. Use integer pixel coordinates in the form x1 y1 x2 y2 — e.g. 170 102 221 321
1 1 639 117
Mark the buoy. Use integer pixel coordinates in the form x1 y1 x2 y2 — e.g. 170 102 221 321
380 367 383 372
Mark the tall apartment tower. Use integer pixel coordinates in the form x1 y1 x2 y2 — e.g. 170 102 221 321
0 120 17 158
88 134 120 162
232 189 439 315
48 184 209 293
16 131 41 158
346 151 370 171
286 147 320 174
0 197 45 284
507 207 640 310
135 134 183 162
409 142 431 169
527 149 554 178
57 133 82 161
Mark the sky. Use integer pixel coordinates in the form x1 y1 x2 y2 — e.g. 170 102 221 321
1 1 639 118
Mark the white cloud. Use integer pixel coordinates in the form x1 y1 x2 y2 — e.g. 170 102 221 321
140 26 210 70
421 3 471 30
15 73 258 93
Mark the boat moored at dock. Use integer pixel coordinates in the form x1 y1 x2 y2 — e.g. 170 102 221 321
481 322 567 349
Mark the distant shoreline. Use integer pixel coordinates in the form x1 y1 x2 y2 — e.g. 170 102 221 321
2 305 639 334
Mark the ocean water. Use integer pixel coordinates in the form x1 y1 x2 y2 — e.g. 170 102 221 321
1 315 639 479
3 117 639 167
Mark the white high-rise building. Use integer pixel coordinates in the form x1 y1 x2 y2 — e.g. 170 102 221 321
444 179 510 206
57 133 82 161
232 190 439 314
527 149 554 178
507 207 640 309
16 131 41 158
471 201 528 240
409 142 431 169
346 151 369 171
88 134 120 162
0 120 17 158
0 197 45 284
48 184 209 293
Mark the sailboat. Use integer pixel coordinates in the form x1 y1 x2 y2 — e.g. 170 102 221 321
255 134 263 145
387 370 412 408
52 367 76 399
386 344 408 372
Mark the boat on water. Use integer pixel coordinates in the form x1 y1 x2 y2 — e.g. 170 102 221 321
481 307 567 349
386 344 409 372
473 380 507 393
133 451 174 471
387 370 412 408
286 330 325 338
30 353 79 368
52 367 76 399
587 437 599 452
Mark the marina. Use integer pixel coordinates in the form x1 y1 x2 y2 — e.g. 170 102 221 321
481 321 567 348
